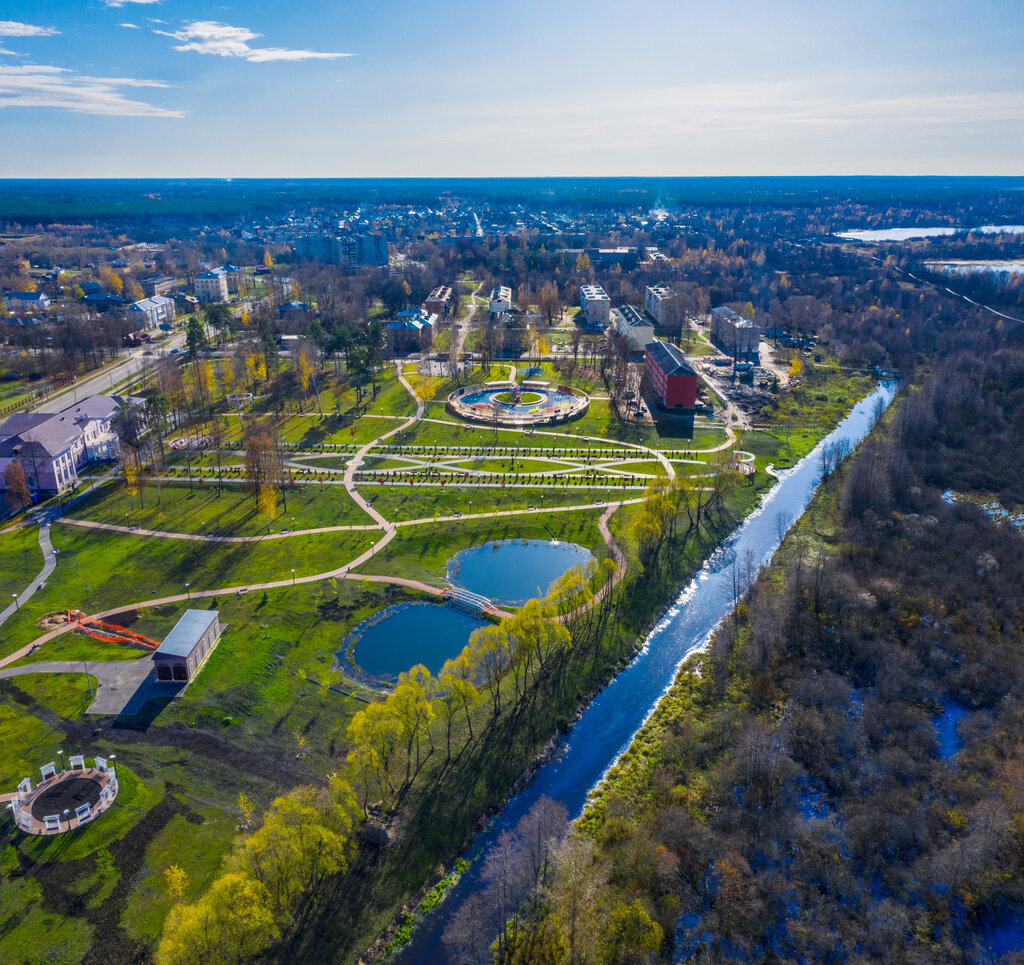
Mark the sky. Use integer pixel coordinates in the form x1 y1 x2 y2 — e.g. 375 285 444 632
0 0 1021 177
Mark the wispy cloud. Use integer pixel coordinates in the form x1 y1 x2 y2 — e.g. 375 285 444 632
155 21 350 62
0 21 59 37
99 0 162 7
0 63 184 117
119 23 142 30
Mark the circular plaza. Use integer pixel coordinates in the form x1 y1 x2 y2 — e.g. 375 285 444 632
447 381 589 427
8 755 119 835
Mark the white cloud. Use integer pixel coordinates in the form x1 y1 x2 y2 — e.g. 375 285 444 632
99 1 162 7
156 21 350 62
119 23 142 30
0 63 184 117
0 21 59 37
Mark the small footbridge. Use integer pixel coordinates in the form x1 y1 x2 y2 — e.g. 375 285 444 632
441 585 495 615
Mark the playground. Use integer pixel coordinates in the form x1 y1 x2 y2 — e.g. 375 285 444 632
447 380 589 426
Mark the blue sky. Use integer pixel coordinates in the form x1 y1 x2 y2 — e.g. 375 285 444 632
0 0 1021 176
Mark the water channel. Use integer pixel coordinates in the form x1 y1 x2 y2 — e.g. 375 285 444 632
394 383 897 963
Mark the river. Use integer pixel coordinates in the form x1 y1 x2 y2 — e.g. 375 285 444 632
393 383 897 963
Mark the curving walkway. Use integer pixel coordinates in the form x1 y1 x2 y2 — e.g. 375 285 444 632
0 522 58 630
11 361 716 665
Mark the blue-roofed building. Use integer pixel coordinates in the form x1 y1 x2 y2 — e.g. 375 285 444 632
387 309 437 353
5 292 50 312
153 609 222 682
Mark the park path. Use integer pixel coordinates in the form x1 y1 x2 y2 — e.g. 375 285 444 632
0 521 57 630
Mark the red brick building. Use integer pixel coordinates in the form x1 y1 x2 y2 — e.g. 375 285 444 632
644 341 698 410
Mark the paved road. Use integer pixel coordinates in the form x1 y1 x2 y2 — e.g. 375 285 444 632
0 520 57 629
34 334 186 414
0 656 164 715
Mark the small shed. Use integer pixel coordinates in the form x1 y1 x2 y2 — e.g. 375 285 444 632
153 609 222 682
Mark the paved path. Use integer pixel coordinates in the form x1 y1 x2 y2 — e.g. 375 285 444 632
0 657 160 715
0 521 57 630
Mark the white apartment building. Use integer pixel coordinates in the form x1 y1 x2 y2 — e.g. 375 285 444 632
610 306 655 353
195 269 229 303
126 296 176 330
710 306 760 359
580 285 611 328
489 285 512 315
644 284 674 324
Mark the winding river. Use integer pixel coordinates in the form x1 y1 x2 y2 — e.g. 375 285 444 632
394 383 897 962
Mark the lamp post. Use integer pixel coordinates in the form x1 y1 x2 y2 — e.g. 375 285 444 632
64 808 70 830
84 661 93 696
11 593 18 611
185 582 191 600
58 749 65 773
291 568 295 585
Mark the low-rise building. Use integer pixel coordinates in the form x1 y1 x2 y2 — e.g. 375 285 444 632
644 284 675 324
0 395 135 494
489 285 512 315
195 269 229 303
644 341 699 410
710 306 760 360
610 306 655 353
153 609 222 683
425 285 454 319
141 275 177 298
580 285 611 328
126 295 175 330
4 292 50 313
278 300 312 319
387 309 437 353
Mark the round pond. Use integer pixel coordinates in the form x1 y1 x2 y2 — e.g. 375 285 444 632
345 602 488 681
447 539 594 606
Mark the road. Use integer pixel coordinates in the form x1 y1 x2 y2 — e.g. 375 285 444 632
34 332 187 413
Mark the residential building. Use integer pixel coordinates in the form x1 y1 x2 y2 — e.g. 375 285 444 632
219 264 246 294
644 341 699 410
425 285 454 319
710 306 760 360
644 284 675 324
4 292 50 313
173 293 200 316
610 305 655 353
488 308 541 354
293 232 389 268
195 269 229 303
0 395 136 494
82 293 123 312
126 296 175 330
278 301 312 319
387 309 437 353
141 275 177 298
152 610 222 683
489 285 512 315
580 285 611 328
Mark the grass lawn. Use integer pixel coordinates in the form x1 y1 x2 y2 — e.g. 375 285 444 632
68 479 372 536
0 525 378 661
357 509 610 585
0 524 42 601
362 484 638 522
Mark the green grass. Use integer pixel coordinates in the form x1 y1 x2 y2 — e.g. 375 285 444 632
0 524 42 601
0 524 378 661
363 484 638 523
69 479 372 536
357 510 610 585
0 877 93 965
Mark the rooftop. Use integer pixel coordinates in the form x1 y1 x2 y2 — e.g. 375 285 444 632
156 609 219 658
645 340 696 378
615 306 650 328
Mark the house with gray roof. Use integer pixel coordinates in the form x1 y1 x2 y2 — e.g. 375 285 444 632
0 395 137 495
153 609 222 682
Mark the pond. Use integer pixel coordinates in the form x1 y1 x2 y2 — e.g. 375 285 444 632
447 540 594 605
344 602 487 681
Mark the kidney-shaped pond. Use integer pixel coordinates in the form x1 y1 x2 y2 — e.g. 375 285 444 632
447 539 594 605
346 602 488 682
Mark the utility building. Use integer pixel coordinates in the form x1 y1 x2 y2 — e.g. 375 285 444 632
153 610 222 683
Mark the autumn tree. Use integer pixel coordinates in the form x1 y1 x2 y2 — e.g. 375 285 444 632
3 460 32 516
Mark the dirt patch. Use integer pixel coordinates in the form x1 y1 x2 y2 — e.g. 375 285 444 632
37 610 71 631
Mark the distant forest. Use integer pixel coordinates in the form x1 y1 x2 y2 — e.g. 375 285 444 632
1 177 1023 223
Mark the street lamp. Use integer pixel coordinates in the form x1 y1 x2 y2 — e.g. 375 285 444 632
58 749 65 772
185 582 191 600
63 808 70 830
291 568 296 585
11 593 18 611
